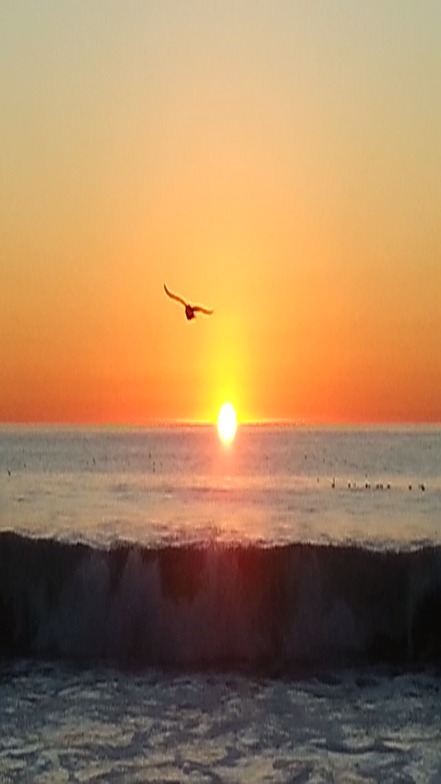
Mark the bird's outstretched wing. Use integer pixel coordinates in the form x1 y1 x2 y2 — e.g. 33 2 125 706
193 305 213 315
164 284 187 307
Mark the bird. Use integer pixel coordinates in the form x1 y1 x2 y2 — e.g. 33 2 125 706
164 284 213 320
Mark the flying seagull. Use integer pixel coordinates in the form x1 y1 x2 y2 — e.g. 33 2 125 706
164 284 213 320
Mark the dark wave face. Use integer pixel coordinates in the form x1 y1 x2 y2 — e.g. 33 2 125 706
1 532 441 674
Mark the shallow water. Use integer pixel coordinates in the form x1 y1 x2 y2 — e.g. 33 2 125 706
1 661 441 783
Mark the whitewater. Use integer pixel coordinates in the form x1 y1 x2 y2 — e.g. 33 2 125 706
1 425 441 782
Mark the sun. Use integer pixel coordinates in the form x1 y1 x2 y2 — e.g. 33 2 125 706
217 402 238 444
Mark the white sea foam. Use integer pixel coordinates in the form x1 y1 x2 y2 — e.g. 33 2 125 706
1 662 441 782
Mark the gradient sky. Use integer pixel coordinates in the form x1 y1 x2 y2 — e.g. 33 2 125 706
1 2 440 424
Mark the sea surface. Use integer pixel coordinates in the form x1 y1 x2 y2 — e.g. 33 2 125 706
1 425 441 782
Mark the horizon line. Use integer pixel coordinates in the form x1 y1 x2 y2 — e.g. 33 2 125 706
0 417 439 429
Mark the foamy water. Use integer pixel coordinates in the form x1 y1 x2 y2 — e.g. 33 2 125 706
2 661 441 783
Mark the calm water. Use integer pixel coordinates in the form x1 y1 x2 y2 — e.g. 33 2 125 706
1 425 441 782
1 425 440 548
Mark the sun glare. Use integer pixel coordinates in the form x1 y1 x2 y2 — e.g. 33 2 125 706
217 402 237 444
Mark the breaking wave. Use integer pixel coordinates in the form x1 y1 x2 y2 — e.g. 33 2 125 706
1 532 441 673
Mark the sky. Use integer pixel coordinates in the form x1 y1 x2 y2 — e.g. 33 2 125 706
1 1 441 425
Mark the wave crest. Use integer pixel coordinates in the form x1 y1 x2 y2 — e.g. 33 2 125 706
1 533 441 673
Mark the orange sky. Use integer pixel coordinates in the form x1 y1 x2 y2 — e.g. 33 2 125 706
1 3 441 424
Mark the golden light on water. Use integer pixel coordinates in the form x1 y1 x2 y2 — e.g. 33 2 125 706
217 402 238 444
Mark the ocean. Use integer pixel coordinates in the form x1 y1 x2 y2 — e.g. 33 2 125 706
1 425 441 782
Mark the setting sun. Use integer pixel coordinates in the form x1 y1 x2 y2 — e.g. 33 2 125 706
217 402 238 444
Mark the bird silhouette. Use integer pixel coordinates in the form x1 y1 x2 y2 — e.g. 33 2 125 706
164 284 213 320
